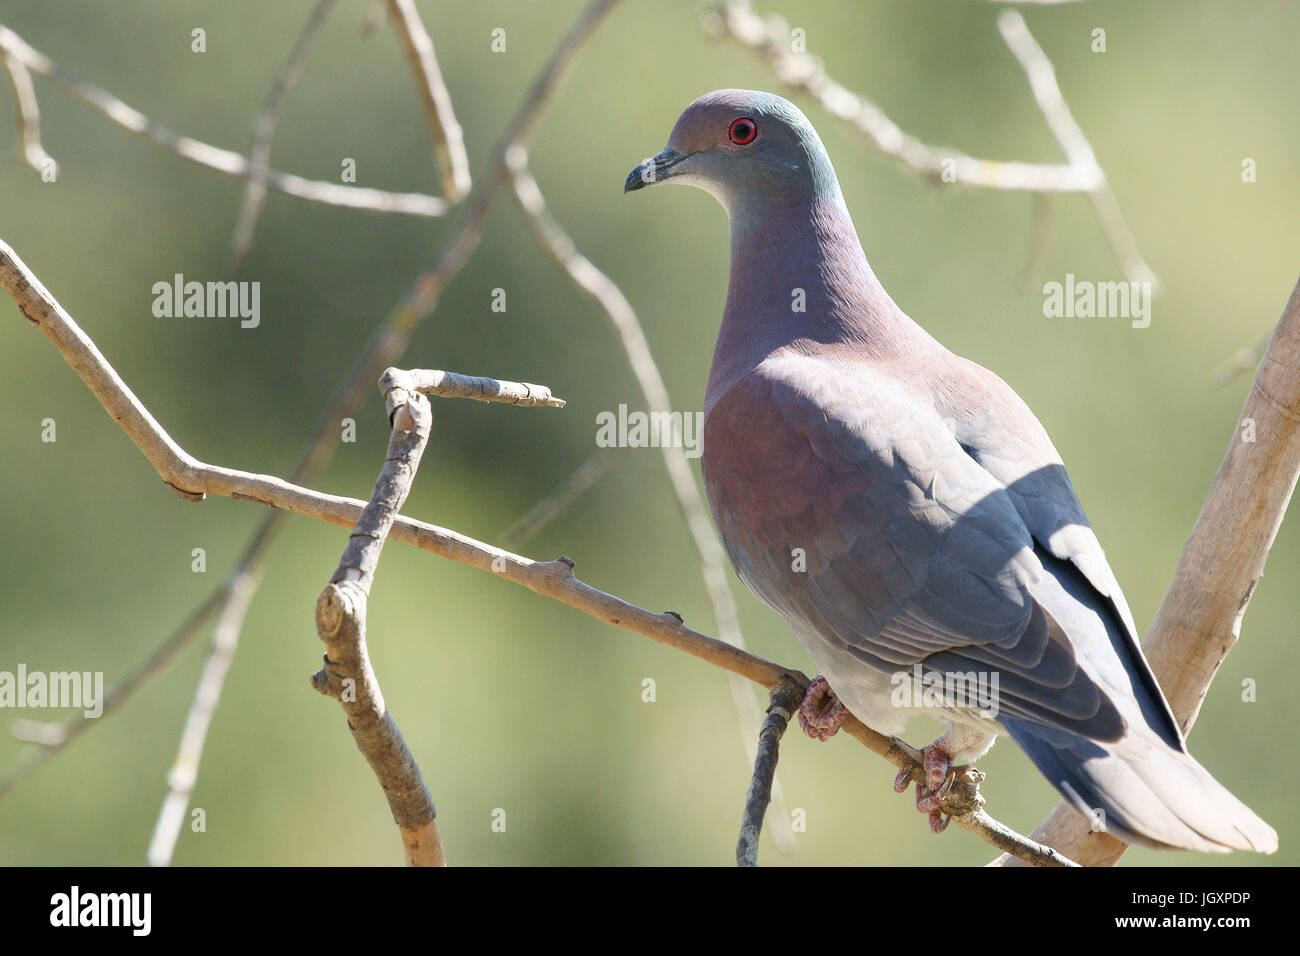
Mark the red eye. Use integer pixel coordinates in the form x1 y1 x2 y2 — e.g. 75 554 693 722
728 117 757 146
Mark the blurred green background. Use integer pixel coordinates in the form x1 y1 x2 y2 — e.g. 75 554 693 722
1 0 1296 866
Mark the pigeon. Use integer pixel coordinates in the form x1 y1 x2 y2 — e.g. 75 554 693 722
625 89 1277 853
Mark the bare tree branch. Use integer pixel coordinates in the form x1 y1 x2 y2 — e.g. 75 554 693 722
147 565 260 866
2 235 1070 866
737 677 801 865
1 40 54 175
993 275 1300 866
0 0 621 851
231 0 341 266
498 452 614 550
387 0 472 202
702 1 1156 287
0 23 448 217
310 378 442 866
702 0 1093 193
384 367 564 407
1 585 224 787
1211 334 1270 389
996 9 1156 288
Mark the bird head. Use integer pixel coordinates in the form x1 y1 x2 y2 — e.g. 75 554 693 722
624 89 841 212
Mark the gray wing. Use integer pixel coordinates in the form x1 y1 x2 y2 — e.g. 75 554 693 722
703 356 1127 740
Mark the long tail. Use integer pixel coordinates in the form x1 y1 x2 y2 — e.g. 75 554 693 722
1003 718 1278 853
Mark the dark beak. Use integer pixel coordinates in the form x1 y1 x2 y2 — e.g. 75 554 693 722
624 147 686 193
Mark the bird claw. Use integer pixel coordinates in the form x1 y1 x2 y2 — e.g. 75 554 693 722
797 675 847 741
894 741 957 833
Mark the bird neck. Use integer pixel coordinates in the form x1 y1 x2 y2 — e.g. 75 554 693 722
705 195 919 412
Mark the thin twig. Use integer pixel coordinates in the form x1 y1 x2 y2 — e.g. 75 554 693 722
310 379 442 866
996 9 1157 288
231 0 341 266
2 236 1069 866
508 149 797 853
146 564 260 866
704 1 1156 288
1 514 278 796
498 452 613 550
737 677 801 865
2 43 55 174
0 0 620 840
382 367 565 407
1017 191 1055 291
1 586 224 789
1211 334 1270 389
387 0 472 202
0 24 448 217
701 0 1095 193
287 0 619 493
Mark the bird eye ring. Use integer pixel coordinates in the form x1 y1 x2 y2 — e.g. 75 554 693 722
728 117 758 146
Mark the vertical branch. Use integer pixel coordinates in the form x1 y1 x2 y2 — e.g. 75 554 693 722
2 44 55 174
736 677 801 866
995 276 1300 866
311 377 442 866
147 565 262 866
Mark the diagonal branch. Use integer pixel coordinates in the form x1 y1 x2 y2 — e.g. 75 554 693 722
231 0 342 266
146 565 260 866
993 275 1300 866
0 0 621 840
3 235 1070 867
498 451 614 550
701 0 1094 193
996 9 1156 288
737 677 801 865
0 23 447 217
387 0 472 202
703 1 1155 287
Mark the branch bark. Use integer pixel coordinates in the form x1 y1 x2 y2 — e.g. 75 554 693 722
737 677 801 865
0 0 621 827
993 275 1300 866
310 381 442 866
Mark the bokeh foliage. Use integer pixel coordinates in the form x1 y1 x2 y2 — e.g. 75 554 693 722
0 0 1296 865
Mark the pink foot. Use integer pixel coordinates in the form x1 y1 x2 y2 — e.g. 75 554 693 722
892 742 955 834
797 675 847 742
